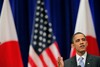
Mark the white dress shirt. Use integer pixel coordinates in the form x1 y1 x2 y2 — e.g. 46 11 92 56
76 52 87 66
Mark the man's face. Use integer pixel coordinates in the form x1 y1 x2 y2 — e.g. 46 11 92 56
72 34 88 53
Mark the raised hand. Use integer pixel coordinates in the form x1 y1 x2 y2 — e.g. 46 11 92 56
57 57 64 67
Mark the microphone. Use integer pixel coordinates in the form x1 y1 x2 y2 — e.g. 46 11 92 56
77 65 81 67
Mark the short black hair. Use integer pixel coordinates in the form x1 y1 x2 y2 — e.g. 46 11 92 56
72 32 86 43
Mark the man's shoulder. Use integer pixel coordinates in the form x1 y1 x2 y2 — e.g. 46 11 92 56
64 57 72 62
87 54 100 64
87 54 100 67
64 56 76 63
88 54 100 60
64 56 77 67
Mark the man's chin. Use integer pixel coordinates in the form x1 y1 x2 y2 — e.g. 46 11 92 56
80 50 86 53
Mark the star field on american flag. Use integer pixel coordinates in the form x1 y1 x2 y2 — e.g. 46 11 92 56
32 0 56 55
28 0 60 66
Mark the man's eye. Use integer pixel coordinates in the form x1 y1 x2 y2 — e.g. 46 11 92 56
82 38 86 41
76 39 80 42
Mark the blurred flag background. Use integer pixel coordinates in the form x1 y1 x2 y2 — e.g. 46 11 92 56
0 0 100 67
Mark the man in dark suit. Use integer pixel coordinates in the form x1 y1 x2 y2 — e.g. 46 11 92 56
58 32 100 67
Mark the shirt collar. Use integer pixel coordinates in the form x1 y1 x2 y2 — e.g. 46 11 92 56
76 52 87 65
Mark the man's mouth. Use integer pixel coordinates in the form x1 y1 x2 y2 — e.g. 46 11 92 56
80 45 85 48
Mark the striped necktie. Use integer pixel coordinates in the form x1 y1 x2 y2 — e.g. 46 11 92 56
79 57 84 67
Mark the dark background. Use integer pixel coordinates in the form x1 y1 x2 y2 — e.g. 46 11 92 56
0 0 100 67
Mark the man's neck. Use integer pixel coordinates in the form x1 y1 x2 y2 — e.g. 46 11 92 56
76 51 85 56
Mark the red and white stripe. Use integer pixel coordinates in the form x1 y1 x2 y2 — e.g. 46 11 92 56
28 45 44 67
28 42 60 67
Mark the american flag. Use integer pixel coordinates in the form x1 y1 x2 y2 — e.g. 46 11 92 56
28 0 60 67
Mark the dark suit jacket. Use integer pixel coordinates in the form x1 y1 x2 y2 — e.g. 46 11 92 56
64 54 100 67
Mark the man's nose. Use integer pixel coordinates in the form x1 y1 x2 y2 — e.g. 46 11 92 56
80 40 84 44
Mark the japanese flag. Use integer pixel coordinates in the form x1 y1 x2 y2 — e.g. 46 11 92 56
70 0 99 57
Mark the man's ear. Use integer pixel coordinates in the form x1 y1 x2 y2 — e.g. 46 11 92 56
71 43 74 48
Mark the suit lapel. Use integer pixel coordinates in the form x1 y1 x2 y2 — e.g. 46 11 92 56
85 54 93 67
71 56 77 67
